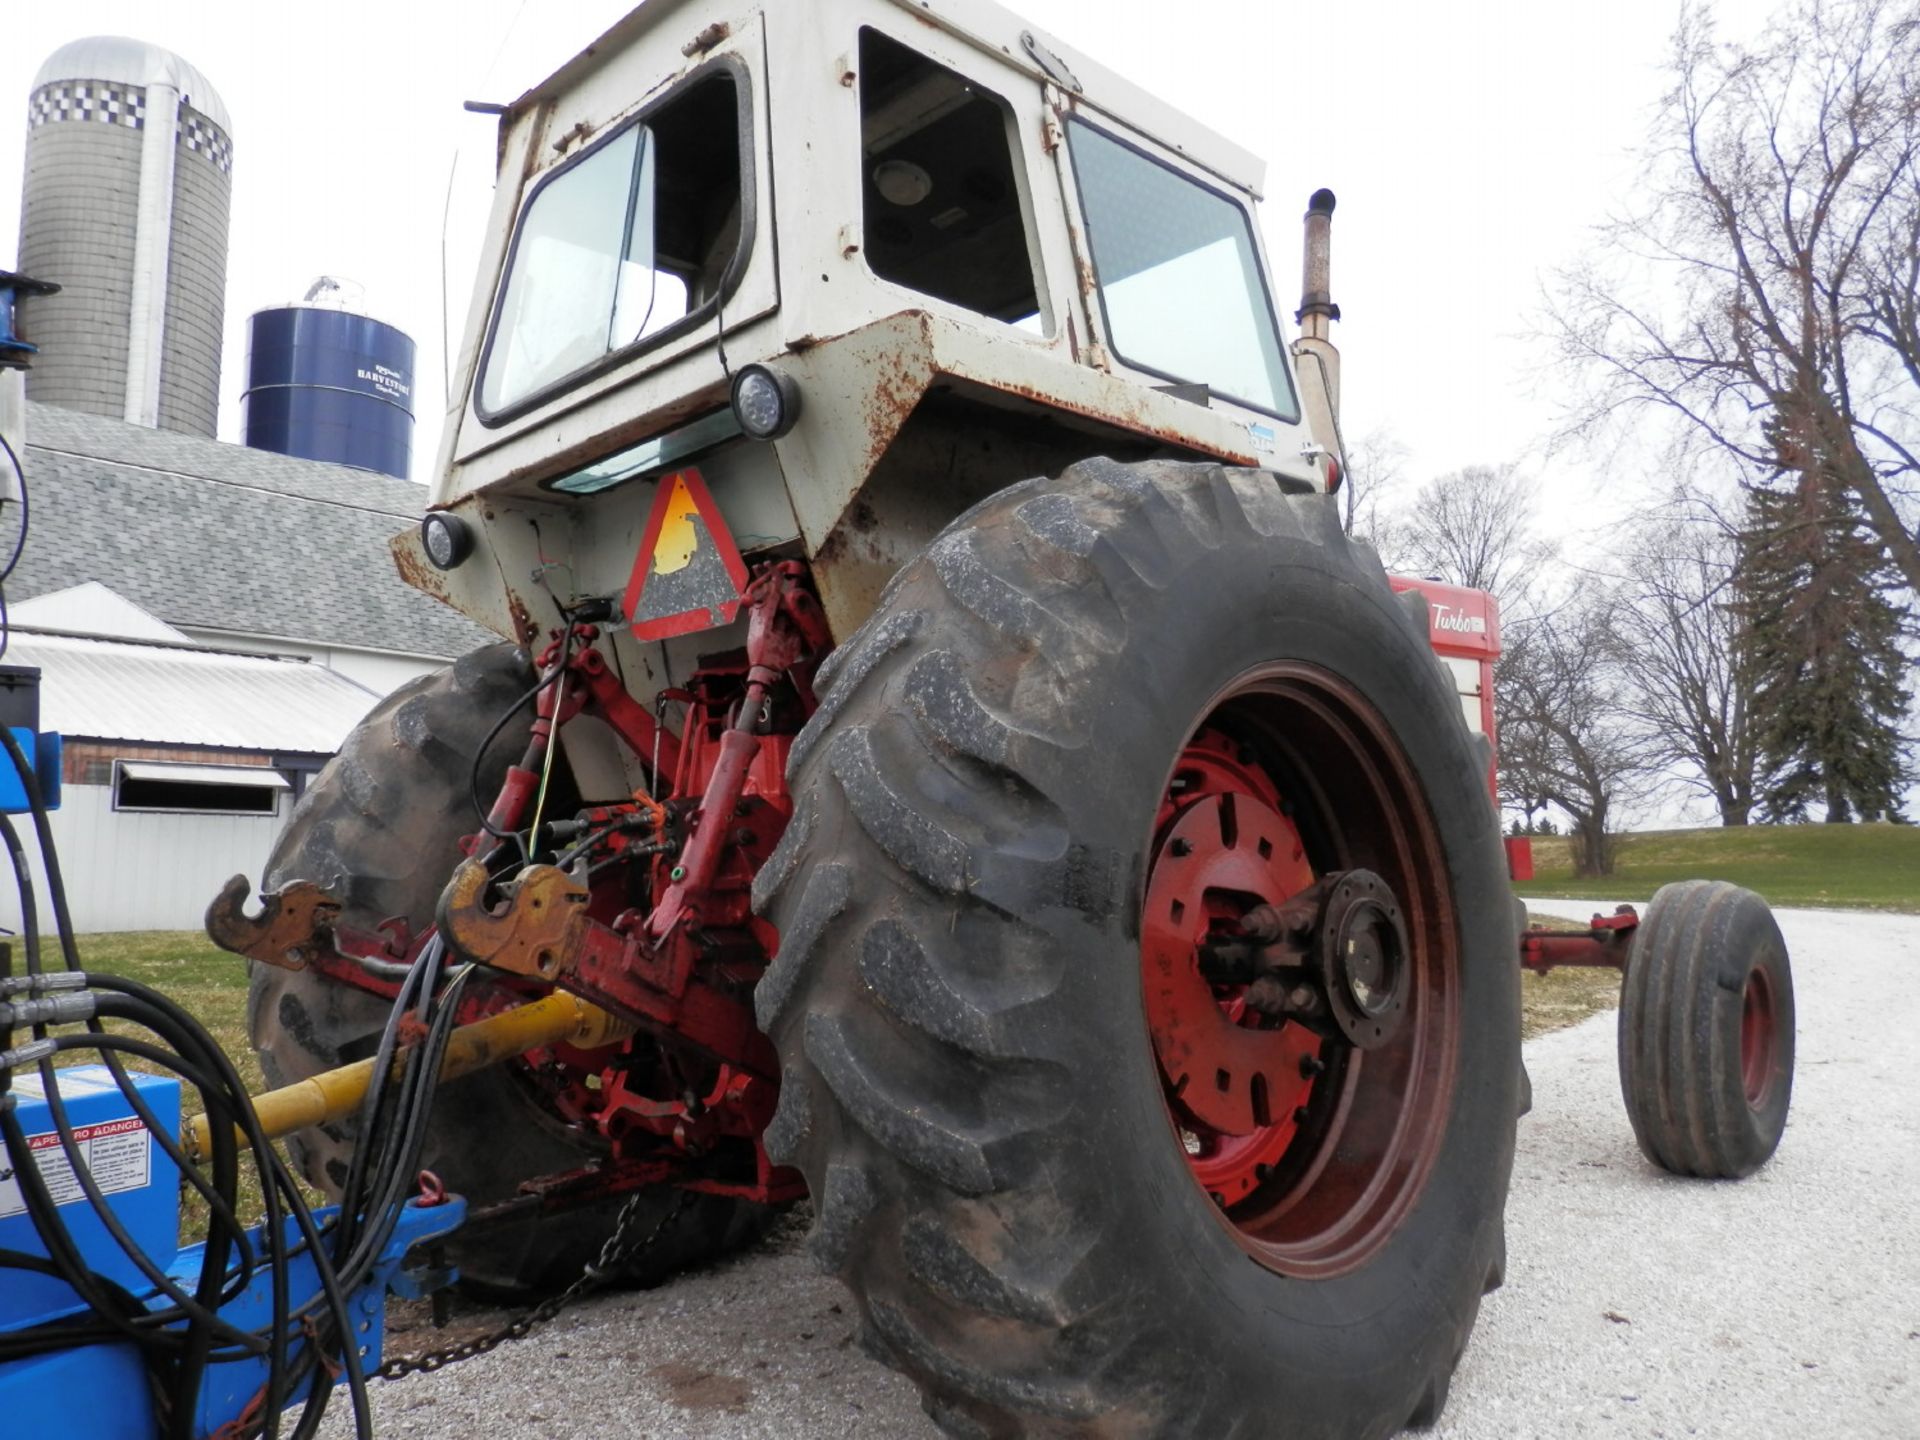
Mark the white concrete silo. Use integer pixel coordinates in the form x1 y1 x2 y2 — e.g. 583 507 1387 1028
16 37 233 437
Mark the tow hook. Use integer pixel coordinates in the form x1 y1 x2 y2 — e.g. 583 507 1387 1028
204 874 343 970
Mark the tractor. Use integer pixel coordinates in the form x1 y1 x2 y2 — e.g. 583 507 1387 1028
211 1 1797 1434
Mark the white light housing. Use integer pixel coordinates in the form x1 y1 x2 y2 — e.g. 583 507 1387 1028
729 364 801 441
421 511 473 570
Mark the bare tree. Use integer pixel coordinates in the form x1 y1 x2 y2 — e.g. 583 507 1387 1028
1341 425 1409 541
1497 599 1650 876
1367 462 1555 611
1549 0 1920 595
1604 523 1761 825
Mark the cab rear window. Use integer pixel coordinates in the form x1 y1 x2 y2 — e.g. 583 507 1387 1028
857 29 1041 327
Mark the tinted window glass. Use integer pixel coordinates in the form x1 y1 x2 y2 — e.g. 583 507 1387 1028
1068 121 1296 419
115 774 279 815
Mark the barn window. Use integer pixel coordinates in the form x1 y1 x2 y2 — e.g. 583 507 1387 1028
113 761 289 815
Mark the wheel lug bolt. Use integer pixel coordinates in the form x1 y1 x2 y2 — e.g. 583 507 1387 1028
1254 1163 1272 1181
1299 1055 1326 1078
1210 1192 1226 1209
1293 1106 1311 1124
1170 838 1192 857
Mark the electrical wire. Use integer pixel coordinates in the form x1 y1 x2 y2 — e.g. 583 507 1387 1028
0 426 29 663
0 427 29 582
468 663 564 856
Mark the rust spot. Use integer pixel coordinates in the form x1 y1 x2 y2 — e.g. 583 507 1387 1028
785 333 824 354
498 380 727 491
846 497 881 534
982 377 1253 466
1074 253 1099 306
392 534 454 604
395 1008 430 1049
862 355 923 471
205 875 341 971
507 593 540 649
682 21 731 58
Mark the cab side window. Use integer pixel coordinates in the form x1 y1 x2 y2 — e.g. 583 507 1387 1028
1067 120 1297 420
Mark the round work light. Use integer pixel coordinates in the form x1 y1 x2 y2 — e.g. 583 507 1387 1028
421 511 474 570
729 364 802 441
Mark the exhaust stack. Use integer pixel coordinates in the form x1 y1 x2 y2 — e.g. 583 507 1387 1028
1292 189 1344 476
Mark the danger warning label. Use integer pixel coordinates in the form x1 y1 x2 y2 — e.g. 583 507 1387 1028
0 1115 151 1217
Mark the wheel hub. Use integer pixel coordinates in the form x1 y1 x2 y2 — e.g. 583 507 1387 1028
1740 964 1777 1107
1140 680 1460 1281
1197 868 1412 1052
1318 873 1412 1050
1141 786 1318 1140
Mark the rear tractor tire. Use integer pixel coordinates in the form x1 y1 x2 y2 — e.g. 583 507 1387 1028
248 643 770 1294
756 458 1521 1438
1618 880 1794 1178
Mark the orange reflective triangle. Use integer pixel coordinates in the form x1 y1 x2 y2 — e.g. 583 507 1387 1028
623 467 750 641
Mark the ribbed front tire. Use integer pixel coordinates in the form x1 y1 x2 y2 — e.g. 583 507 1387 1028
1618 880 1794 1178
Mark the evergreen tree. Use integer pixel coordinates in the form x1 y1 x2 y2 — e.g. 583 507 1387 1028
1737 459 1913 823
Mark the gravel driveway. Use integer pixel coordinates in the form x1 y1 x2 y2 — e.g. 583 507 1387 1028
323 904 1920 1439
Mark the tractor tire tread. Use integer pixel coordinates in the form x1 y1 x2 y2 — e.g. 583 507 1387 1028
760 459 1511 1436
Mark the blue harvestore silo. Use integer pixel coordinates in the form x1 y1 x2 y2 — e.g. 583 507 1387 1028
241 278 415 479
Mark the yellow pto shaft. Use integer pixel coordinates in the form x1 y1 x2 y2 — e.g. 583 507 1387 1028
183 990 631 1165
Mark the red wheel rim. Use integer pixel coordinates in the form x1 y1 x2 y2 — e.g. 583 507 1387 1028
1141 665 1459 1280
1739 965 1776 1107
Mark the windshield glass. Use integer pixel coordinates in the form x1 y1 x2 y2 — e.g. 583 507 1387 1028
479 69 744 418
1067 120 1297 420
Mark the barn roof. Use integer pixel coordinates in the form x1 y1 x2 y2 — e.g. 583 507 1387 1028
3 626 378 754
11 402 495 660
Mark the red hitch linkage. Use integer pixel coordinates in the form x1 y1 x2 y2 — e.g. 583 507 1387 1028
1519 906 1640 974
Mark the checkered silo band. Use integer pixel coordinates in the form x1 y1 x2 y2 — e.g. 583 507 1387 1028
27 82 145 129
180 111 233 174
27 83 232 175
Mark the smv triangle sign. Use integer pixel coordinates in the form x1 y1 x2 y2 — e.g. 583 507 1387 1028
623 467 750 641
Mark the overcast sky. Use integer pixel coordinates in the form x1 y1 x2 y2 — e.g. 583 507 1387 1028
2 0 1802 821
2 0 1781 491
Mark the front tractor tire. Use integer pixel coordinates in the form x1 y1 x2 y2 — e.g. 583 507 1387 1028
248 644 766 1294
1618 880 1795 1178
756 459 1520 1438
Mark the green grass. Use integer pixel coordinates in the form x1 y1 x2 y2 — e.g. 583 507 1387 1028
48 931 320 1238
45 911 1618 1228
1516 822 1920 913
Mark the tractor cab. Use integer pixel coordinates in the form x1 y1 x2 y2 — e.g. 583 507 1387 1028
400 0 1334 649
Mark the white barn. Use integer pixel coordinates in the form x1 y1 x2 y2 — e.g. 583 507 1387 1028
0 392 498 934
0 592 380 932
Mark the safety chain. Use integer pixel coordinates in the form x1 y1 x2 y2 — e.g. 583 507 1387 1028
375 1188 693 1380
